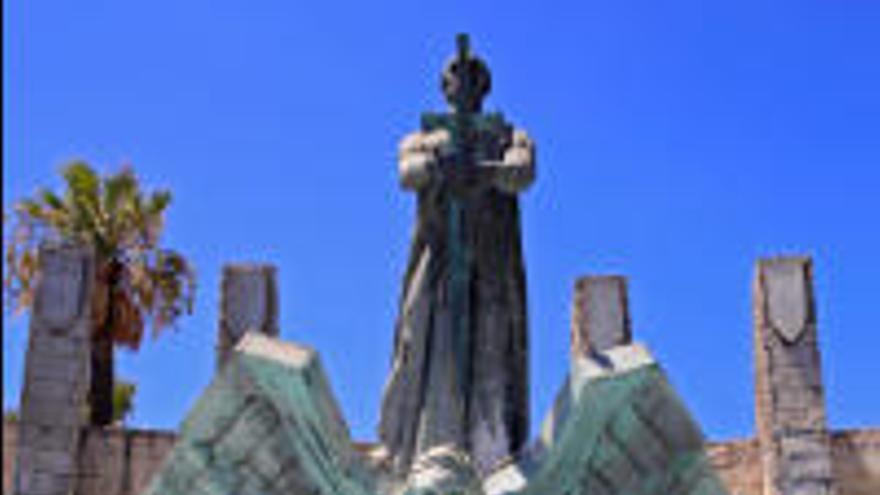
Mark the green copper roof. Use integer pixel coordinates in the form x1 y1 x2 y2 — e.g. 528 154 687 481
484 344 728 495
142 336 727 495
141 334 378 495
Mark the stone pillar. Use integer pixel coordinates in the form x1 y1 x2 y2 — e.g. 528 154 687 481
217 264 279 371
14 243 94 495
570 275 631 357
753 256 834 495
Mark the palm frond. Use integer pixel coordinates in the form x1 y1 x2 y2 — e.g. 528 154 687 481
62 162 100 200
62 162 108 252
147 190 172 215
40 188 65 211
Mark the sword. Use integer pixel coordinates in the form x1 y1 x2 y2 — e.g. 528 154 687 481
448 33 474 428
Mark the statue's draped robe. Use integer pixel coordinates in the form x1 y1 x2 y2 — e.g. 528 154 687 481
380 127 534 475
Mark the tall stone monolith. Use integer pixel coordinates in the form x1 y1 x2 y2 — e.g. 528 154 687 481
753 256 834 495
216 264 279 371
14 243 94 495
571 275 631 357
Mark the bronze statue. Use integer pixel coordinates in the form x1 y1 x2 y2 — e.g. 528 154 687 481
379 34 536 476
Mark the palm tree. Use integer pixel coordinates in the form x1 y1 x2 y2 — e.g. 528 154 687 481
4 161 196 426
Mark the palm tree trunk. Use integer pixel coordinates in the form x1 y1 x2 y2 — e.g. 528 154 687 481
89 329 114 426
89 259 118 426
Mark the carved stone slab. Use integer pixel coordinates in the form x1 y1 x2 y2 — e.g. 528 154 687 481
217 264 279 371
761 259 810 344
15 242 94 495
571 275 631 357
31 243 91 332
754 256 834 495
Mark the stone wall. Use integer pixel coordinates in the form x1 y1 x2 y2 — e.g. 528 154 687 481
706 438 765 495
4 420 19 495
830 429 880 495
3 420 878 495
75 426 177 495
2 420 176 495
704 430 880 495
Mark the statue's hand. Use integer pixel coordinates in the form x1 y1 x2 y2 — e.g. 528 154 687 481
489 129 535 193
399 129 452 190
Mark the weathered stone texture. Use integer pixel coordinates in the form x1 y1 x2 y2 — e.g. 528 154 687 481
830 430 880 495
754 256 834 495
126 430 178 495
217 264 279 371
3 421 175 495
4 420 19 494
73 426 176 495
704 430 880 495
14 243 94 495
571 275 631 357
77 427 126 495
707 438 765 495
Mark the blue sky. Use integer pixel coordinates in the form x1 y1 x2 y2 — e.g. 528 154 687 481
4 1 879 442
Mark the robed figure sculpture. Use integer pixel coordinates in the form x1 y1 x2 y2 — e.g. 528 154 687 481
379 35 536 477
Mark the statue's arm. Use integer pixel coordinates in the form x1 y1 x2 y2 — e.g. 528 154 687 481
491 129 535 193
398 129 451 190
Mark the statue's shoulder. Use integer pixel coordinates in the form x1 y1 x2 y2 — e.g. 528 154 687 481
511 128 534 148
399 127 451 154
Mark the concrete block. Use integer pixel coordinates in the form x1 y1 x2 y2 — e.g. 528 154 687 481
571 275 631 357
